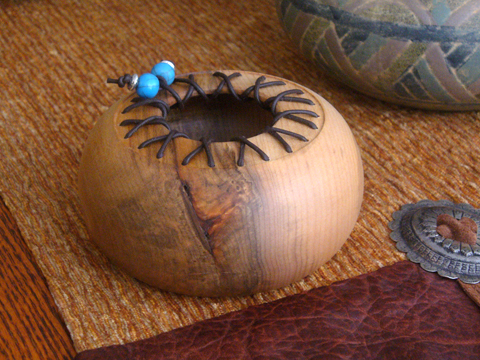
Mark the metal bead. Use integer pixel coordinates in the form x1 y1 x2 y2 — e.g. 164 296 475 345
128 74 139 90
161 60 175 70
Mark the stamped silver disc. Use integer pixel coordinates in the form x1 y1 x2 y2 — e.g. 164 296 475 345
389 200 480 284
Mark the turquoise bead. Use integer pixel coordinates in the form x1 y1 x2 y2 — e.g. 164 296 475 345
136 73 160 99
151 61 175 85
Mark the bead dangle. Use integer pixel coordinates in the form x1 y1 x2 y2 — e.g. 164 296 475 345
107 60 175 99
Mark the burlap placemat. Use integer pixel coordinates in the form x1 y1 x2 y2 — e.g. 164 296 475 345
0 0 478 352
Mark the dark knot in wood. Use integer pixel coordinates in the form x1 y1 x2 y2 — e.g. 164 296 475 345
436 214 478 245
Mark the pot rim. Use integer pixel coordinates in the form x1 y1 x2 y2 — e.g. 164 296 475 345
114 70 326 168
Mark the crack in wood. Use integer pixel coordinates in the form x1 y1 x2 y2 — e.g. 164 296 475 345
180 181 214 257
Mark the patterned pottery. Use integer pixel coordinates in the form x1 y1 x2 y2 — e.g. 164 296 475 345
277 0 480 110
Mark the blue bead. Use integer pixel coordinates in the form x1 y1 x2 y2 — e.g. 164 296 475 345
136 73 159 99
151 61 175 85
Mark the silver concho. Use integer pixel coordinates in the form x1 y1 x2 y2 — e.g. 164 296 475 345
389 200 480 284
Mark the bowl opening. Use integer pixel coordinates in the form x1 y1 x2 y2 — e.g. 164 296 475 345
166 93 272 142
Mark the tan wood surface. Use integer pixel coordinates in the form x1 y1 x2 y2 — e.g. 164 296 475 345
0 197 76 360
78 71 364 297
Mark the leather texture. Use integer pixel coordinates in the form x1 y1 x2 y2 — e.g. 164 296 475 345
75 261 480 360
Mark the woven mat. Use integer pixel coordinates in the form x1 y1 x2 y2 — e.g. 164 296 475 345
1 0 479 353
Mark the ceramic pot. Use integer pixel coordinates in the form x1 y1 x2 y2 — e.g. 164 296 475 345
78 71 363 297
277 0 480 110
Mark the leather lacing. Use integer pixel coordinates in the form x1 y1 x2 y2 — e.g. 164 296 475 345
117 72 320 167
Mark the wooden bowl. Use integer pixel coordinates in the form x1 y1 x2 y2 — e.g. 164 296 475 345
277 0 480 110
78 71 363 297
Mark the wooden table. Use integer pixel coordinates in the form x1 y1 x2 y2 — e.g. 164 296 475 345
0 197 76 359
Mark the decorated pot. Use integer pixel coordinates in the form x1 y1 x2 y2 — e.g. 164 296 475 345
78 70 363 297
277 0 480 110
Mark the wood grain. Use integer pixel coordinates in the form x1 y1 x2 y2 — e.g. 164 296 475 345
0 198 76 360
78 71 364 297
